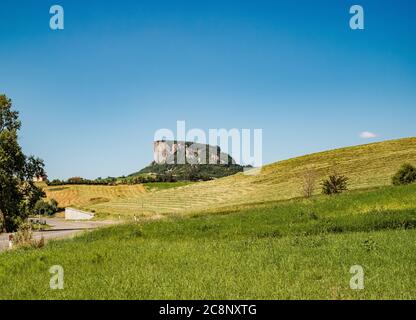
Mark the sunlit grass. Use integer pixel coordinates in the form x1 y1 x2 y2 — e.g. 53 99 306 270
1 183 416 299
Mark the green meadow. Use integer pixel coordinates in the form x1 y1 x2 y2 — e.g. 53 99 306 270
1 183 416 299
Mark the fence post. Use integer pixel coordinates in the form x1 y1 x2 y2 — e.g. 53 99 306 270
8 234 14 249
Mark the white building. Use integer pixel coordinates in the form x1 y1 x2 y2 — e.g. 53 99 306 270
65 208 94 220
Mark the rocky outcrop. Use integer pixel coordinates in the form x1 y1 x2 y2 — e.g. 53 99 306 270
154 141 236 165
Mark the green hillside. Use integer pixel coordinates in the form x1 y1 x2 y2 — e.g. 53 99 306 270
87 137 416 218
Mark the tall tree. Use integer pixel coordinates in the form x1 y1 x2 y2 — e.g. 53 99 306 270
0 94 45 232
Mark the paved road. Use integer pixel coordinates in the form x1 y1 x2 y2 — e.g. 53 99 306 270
0 218 117 252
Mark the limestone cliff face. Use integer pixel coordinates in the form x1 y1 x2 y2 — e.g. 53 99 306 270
153 141 235 165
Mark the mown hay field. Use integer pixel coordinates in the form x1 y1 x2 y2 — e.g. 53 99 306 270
42 184 147 210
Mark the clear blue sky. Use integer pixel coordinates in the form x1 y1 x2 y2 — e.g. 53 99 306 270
1 0 415 179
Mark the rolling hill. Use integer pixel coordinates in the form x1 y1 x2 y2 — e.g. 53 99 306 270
77 137 416 218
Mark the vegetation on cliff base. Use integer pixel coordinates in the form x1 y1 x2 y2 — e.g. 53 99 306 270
133 162 246 181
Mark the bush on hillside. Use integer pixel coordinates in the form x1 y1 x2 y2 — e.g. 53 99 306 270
392 163 416 186
321 173 348 195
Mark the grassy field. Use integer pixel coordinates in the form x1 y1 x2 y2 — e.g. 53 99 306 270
84 137 416 218
1 183 416 299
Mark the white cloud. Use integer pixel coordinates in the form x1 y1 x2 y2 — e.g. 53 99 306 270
359 131 378 139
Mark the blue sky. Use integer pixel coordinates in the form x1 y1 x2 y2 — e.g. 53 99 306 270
1 0 415 179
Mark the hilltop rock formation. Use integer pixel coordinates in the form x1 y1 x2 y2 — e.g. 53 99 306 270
127 141 245 181
153 140 236 165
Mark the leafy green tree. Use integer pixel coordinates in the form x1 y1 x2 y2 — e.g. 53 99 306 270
0 94 45 232
392 163 416 186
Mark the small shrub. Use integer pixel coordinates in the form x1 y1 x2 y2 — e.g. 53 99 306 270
321 173 348 195
13 223 33 245
392 163 416 186
13 223 45 249
32 236 45 249
34 199 59 216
